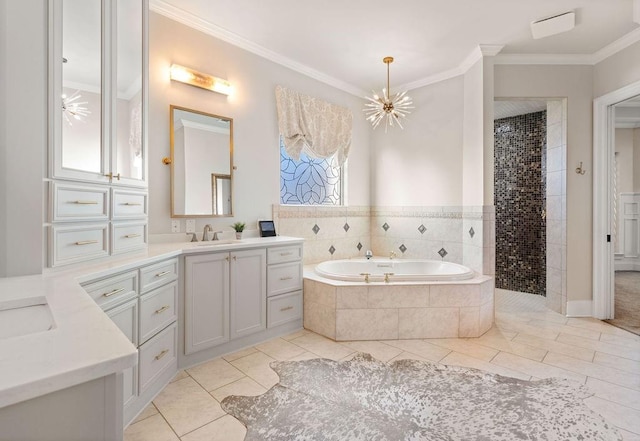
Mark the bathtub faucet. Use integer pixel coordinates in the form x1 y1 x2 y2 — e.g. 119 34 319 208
389 251 397 260
359 272 370 283
365 250 373 260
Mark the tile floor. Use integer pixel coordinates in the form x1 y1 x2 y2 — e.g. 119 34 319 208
124 290 640 441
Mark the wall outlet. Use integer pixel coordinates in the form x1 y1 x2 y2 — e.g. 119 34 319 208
171 220 181 233
185 219 196 233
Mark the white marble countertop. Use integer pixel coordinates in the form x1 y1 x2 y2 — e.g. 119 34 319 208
0 236 303 409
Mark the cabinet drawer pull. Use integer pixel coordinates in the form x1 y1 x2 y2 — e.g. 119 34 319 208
155 270 171 278
102 287 125 298
279 276 293 281
154 349 169 360
75 240 98 245
124 233 141 238
280 306 293 312
154 305 170 314
280 252 293 256
72 200 99 205
123 202 142 206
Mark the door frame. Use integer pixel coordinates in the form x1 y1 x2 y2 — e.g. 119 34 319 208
593 79 640 319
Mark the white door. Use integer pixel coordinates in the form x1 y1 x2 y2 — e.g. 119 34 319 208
230 249 267 339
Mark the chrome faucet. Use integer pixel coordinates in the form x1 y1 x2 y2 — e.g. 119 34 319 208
186 232 198 242
202 224 212 241
365 250 373 260
212 230 223 240
390 251 397 260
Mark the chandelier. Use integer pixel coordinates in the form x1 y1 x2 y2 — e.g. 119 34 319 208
61 89 90 126
363 56 413 131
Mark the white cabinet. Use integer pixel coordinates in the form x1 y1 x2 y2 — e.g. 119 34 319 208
184 248 266 355
106 298 138 408
267 245 303 328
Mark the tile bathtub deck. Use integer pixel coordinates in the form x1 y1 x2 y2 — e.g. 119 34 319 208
125 290 640 441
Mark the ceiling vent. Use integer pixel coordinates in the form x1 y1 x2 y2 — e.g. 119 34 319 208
530 11 575 39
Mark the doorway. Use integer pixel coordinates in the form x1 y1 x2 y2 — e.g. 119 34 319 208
494 98 567 313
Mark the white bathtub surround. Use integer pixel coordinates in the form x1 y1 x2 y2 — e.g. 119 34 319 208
273 205 371 264
304 268 494 341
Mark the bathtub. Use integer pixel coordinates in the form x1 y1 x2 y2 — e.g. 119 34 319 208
315 258 475 282
304 259 494 341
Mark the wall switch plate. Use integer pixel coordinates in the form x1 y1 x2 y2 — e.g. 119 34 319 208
186 219 195 233
171 220 181 233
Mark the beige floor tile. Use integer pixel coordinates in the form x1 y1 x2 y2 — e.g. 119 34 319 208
254 337 307 360
491 352 586 384
543 352 640 391
594 352 640 375
441 351 531 381
131 402 159 424
619 428 640 440
230 351 281 388
153 377 226 436
288 333 355 360
222 346 258 362
181 415 247 441
427 338 499 362
495 318 560 341
480 326 518 341
124 414 179 441
170 370 189 383
600 332 640 348
515 311 568 325
210 376 267 402
383 339 451 362
287 351 321 361
567 317 640 339
512 332 595 362
187 358 245 392
340 340 404 362
527 319 602 341
586 378 640 411
472 333 548 361
388 351 433 363
557 333 640 362
584 396 640 435
281 329 311 340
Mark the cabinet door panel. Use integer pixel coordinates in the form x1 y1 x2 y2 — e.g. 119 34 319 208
230 249 266 339
184 253 229 354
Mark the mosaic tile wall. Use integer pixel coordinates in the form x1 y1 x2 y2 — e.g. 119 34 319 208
494 111 547 296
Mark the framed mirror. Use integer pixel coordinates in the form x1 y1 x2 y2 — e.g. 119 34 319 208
170 106 233 217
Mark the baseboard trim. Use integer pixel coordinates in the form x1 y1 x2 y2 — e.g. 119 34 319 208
614 262 640 271
566 300 593 317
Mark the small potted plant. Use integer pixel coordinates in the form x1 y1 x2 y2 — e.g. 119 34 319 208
231 222 246 239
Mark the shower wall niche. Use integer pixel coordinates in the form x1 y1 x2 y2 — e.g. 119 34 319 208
494 111 547 296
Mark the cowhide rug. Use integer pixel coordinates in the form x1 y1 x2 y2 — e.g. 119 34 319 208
221 353 622 441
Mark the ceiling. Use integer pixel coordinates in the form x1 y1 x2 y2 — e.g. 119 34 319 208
494 101 548 120
152 0 639 94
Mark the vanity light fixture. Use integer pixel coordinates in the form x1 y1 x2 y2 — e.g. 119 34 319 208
169 64 232 96
363 56 413 131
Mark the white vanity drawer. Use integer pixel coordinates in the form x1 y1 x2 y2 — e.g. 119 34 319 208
83 270 138 310
139 258 179 294
267 245 303 265
51 182 109 222
267 261 303 297
267 290 302 328
112 189 148 220
112 221 148 255
139 281 178 344
50 223 109 267
139 322 177 394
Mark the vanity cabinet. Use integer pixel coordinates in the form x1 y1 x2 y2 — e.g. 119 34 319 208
82 256 178 426
47 0 149 267
184 249 266 355
266 245 303 328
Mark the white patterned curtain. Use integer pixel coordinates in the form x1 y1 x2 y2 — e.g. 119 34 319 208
275 85 352 166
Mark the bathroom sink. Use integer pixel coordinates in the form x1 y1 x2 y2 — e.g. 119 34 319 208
193 240 242 247
0 297 55 340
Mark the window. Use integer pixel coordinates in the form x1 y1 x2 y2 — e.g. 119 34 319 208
279 138 343 205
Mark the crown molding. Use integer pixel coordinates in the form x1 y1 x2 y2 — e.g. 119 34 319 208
591 27 640 64
494 53 593 65
149 0 367 97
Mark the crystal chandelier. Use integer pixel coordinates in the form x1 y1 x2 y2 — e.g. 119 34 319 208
61 89 90 126
363 56 413 131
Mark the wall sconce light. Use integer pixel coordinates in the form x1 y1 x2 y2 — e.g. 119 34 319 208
169 64 232 96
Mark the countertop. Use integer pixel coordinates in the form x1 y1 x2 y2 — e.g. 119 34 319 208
0 236 303 409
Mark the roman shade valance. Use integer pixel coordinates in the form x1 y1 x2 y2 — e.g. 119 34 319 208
275 85 353 166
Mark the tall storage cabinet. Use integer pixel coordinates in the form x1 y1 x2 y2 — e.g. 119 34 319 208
47 0 149 267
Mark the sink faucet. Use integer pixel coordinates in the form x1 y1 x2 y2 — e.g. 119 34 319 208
365 250 373 260
390 251 397 260
202 224 212 241
186 232 198 242
212 230 223 241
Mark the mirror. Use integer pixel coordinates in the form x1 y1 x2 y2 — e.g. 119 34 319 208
61 0 102 173
170 106 233 217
